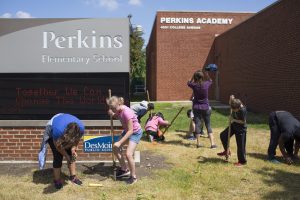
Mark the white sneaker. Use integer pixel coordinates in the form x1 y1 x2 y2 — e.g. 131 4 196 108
149 135 154 142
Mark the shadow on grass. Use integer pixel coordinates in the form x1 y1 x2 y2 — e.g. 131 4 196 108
162 139 194 148
33 168 53 184
175 132 209 140
81 163 133 183
175 129 189 135
81 163 111 180
248 152 268 161
255 167 300 199
248 152 300 166
32 168 68 194
197 156 225 164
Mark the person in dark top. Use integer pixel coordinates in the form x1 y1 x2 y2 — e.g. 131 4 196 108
187 70 216 149
267 111 300 164
217 95 247 167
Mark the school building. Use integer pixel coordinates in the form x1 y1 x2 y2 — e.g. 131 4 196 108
146 0 300 117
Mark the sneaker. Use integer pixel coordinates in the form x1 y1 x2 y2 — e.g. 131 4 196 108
217 150 231 157
116 169 130 178
187 136 196 140
126 176 137 185
70 176 82 186
234 162 246 167
54 179 63 189
210 145 217 149
268 158 281 164
149 135 154 142
196 144 203 148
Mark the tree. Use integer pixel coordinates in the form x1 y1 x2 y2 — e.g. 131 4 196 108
130 27 146 80
130 26 146 95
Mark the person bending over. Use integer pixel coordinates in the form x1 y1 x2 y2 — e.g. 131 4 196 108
39 113 84 189
267 111 300 164
145 112 170 142
131 100 154 122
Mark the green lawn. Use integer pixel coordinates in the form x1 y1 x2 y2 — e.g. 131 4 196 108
142 102 269 131
0 102 299 200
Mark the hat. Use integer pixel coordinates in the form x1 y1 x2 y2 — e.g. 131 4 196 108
205 64 218 71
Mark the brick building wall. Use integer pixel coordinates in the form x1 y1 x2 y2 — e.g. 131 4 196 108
146 18 158 100
146 11 253 101
212 0 300 117
0 126 122 161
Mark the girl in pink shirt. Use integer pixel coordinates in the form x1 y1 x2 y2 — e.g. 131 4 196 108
107 96 142 184
145 112 170 142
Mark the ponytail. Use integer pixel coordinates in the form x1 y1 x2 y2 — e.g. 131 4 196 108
106 96 124 109
118 97 124 105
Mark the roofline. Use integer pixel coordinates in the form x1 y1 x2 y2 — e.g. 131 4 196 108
235 0 280 22
215 0 280 37
156 10 256 14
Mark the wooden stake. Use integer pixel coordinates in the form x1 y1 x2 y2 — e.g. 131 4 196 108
108 89 117 180
146 90 152 116
226 96 233 161
162 107 184 135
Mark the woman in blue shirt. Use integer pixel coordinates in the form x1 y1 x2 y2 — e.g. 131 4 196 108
39 113 84 189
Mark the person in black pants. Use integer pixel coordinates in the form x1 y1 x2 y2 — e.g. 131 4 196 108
187 70 217 149
267 111 300 164
38 113 85 189
217 95 247 167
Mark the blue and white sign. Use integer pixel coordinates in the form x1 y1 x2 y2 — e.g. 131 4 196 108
83 135 119 152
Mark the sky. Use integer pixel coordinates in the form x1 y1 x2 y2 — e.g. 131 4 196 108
0 0 278 45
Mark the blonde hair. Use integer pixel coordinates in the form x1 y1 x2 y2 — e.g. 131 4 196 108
106 96 124 109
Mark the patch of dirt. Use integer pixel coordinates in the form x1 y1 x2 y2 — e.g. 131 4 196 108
0 150 172 181
137 150 172 177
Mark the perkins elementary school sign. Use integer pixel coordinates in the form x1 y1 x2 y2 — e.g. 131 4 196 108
0 18 129 120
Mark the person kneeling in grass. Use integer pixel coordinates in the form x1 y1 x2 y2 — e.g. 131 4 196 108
267 111 300 164
38 113 84 189
107 96 143 184
145 112 170 142
217 95 247 167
